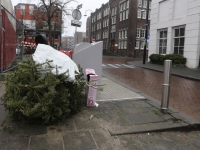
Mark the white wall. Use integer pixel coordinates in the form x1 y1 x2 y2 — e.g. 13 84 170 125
72 42 103 84
149 0 200 68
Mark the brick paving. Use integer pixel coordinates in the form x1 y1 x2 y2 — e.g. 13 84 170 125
102 56 200 121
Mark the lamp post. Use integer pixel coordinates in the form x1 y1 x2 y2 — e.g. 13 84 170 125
84 9 93 43
143 0 150 64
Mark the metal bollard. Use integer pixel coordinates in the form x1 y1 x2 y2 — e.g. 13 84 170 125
161 60 172 111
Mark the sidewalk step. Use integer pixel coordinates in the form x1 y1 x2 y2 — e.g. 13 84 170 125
109 120 190 136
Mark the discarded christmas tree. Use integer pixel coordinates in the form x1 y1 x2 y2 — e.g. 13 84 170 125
2 58 86 124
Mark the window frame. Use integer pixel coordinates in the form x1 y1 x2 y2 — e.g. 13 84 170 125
20 5 25 15
158 29 168 54
142 10 146 19
137 9 141 18
173 26 185 55
135 40 140 49
140 40 145 49
141 29 145 38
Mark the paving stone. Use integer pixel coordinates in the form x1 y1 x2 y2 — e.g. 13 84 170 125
63 130 97 150
29 133 63 150
99 101 119 110
81 107 104 116
173 141 200 150
74 115 100 130
57 118 76 132
119 106 142 114
159 113 174 120
90 129 120 149
117 134 142 146
96 78 144 101
142 141 175 150
1 117 47 138
96 114 125 126
119 113 146 125
141 112 165 123
113 100 136 109
0 137 29 150
131 100 153 108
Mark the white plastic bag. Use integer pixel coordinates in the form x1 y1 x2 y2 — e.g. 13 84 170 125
32 44 79 81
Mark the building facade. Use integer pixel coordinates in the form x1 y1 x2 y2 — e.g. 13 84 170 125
15 3 62 52
74 31 86 45
149 0 200 68
86 0 151 57
61 36 74 50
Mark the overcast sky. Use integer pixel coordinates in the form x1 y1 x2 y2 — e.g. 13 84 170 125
11 0 109 36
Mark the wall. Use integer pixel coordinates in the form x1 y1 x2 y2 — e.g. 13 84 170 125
149 0 200 68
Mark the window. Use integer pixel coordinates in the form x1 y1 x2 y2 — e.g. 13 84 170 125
123 11 126 20
124 41 127 49
149 1 151 9
21 5 25 15
142 11 146 19
126 0 129 8
173 27 185 55
138 0 142 7
111 25 116 30
149 10 151 19
125 30 127 38
158 30 167 54
118 41 121 49
126 9 129 19
135 40 140 49
120 0 129 21
141 29 145 38
112 8 114 15
121 41 124 49
122 30 124 38
136 28 140 38
146 42 149 49
120 13 122 21
143 0 147 8
123 3 126 10
120 4 123 11
23 20 36 29
137 9 141 18
140 41 145 49
112 16 115 24
119 31 121 39
111 32 115 39
29 5 34 15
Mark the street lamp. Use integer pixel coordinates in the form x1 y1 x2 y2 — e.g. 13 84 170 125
84 9 93 43
143 0 150 64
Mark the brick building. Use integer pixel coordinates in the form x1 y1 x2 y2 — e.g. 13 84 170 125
74 31 86 45
15 3 62 52
61 36 74 50
86 0 151 57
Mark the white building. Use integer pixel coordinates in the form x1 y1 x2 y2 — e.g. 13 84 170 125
149 0 200 68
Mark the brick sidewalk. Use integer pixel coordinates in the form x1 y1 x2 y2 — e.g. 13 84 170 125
102 56 200 121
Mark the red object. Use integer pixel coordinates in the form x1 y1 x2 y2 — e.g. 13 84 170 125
59 50 73 58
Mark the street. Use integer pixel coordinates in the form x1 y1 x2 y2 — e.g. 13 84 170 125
102 56 200 122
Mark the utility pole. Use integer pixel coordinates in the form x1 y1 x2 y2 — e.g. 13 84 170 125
143 0 150 64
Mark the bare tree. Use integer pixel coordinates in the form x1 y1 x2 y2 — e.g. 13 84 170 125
30 0 76 47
